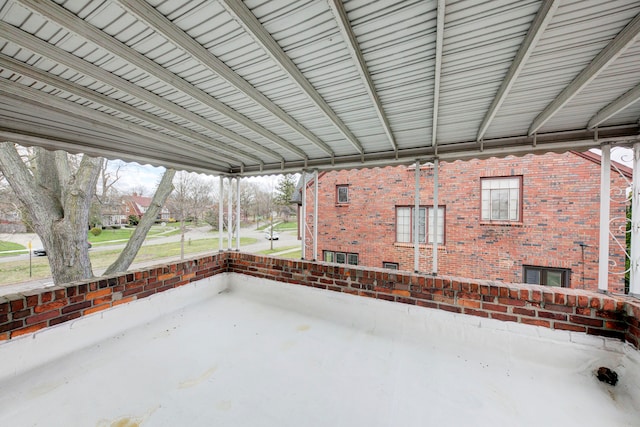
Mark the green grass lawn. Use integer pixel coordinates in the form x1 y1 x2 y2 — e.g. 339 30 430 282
89 226 181 244
0 236 257 286
0 241 27 257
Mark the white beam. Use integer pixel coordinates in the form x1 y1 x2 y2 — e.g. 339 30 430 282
598 144 611 293
432 159 439 275
219 177 224 252
0 53 259 166
301 171 306 260
2 13 286 163
236 177 241 251
431 0 445 147
228 178 233 250
630 142 640 297
477 0 558 141
328 0 397 153
220 0 364 155
414 160 420 272
313 170 319 261
18 0 305 159
0 85 231 169
529 12 640 135
115 0 334 158
588 83 640 129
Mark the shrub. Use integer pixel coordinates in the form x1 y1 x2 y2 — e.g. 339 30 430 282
90 227 102 237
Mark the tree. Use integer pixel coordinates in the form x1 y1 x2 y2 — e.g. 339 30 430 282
0 143 100 284
103 169 175 275
274 174 297 222
0 142 175 284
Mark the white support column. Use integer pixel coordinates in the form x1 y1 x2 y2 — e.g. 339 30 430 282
313 169 319 261
432 159 439 275
630 143 640 297
598 144 611 293
301 171 306 260
236 177 241 251
219 176 224 252
414 160 420 272
227 178 233 250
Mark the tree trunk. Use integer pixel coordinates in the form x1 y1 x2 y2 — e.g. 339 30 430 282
0 143 101 285
103 169 175 275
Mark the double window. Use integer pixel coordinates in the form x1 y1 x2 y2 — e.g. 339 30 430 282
396 206 444 244
523 266 570 287
481 177 521 222
324 250 358 265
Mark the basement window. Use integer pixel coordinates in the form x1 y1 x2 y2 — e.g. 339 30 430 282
383 262 399 270
523 265 570 287
323 250 359 265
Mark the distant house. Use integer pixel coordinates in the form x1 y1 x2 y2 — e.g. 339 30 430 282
299 151 630 294
122 193 171 223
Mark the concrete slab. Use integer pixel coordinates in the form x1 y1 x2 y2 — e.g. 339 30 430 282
0 274 638 426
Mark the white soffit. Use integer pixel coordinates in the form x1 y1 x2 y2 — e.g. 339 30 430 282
0 0 638 176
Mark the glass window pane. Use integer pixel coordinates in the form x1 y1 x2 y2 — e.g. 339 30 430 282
336 252 346 263
324 251 333 262
546 271 563 287
347 253 358 265
337 186 348 203
525 269 540 284
396 207 410 242
417 207 426 243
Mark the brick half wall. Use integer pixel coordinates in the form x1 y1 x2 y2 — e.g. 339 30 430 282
1 252 639 350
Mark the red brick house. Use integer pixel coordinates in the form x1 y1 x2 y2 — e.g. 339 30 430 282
302 151 630 294
122 193 171 223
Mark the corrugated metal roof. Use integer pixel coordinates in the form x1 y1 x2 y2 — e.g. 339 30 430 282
0 0 638 176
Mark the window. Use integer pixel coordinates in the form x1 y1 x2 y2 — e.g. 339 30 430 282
396 206 444 244
323 250 359 265
383 262 399 270
481 177 521 222
523 266 570 287
336 185 349 204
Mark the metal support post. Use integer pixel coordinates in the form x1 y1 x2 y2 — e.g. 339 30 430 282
630 143 640 297
301 171 306 260
227 177 233 250
313 169 319 261
432 159 439 275
414 160 420 272
598 144 611 293
236 177 241 251
219 176 224 252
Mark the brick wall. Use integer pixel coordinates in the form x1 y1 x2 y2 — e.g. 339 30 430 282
1 253 639 350
304 152 629 293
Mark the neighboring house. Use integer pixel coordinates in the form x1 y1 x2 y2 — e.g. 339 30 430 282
123 193 171 222
300 151 630 294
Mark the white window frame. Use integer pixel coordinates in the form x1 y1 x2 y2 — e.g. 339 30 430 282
481 177 521 222
396 206 444 244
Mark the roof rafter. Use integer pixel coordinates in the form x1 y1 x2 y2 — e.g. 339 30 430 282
0 53 262 166
528 11 640 135
0 81 233 170
0 129 222 175
219 0 365 156
0 21 286 163
327 0 397 154
431 0 445 148
115 0 334 158
587 83 640 129
477 0 559 142
16 0 304 160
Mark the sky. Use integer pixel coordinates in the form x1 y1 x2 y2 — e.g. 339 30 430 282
107 160 282 196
